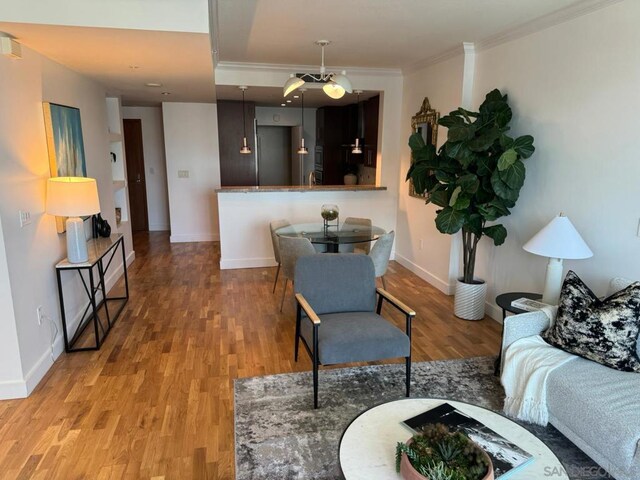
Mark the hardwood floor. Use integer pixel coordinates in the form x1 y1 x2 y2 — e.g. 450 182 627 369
0 232 501 479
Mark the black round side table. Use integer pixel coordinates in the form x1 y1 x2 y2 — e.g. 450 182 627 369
494 292 542 376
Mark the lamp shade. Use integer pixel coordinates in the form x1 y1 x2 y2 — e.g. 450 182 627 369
331 71 352 94
46 177 100 217
523 215 593 260
323 81 345 99
284 74 305 97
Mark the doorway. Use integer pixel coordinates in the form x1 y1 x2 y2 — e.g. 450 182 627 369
123 119 149 232
257 126 292 186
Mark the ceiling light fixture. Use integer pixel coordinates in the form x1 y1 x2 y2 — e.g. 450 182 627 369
161 92 171 96
297 89 308 155
145 82 162 87
239 86 252 155
283 40 353 100
352 90 363 154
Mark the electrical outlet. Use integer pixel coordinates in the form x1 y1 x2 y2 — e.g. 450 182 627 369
36 306 44 326
178 170 189 178
19 210 31 227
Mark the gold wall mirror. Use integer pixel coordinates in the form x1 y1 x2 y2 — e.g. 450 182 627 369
409 97 439 199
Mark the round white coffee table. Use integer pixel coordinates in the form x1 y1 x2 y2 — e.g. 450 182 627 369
339 398 569 480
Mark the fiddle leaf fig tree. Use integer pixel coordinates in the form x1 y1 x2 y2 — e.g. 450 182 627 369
407 89 535 284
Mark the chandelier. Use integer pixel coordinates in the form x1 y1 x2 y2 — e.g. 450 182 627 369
283 40 353 100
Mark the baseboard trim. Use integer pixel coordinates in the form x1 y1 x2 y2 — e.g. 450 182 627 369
0 379 28 399
393 253 453 295
220 257 277 270
170 233 220 243
484 301 502 323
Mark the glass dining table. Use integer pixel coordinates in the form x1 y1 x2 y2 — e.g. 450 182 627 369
275 222 386 253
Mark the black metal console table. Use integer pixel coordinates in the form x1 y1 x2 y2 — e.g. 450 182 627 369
55 234 129 352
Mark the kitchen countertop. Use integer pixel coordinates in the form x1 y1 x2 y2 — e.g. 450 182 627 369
216 185 387 193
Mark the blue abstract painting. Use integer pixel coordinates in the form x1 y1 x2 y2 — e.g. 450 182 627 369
44 102 87 178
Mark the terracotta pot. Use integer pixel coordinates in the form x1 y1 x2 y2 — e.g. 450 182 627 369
400 439 494 480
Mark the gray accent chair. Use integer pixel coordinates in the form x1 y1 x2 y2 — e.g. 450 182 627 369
369 230 394 289
339 217 372 254
269 219 291 293
501 277 640 480
294 254 416 408
278 236 316 312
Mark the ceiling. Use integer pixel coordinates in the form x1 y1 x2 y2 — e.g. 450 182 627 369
0 23 215 105
215 85 378 108
216 0 587 69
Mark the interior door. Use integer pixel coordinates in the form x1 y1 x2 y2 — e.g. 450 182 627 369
257 126 291 186
123 119 149 232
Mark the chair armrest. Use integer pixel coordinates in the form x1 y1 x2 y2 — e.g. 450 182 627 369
295 293 321 325
502 311 550 355
376 288 416 317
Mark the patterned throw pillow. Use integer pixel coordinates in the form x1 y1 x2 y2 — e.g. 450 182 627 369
543 270 640 372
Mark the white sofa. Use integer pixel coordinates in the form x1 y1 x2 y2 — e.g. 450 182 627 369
501 278 640 480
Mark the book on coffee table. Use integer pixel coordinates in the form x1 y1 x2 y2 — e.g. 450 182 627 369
510 297 551 312
403 402 534 479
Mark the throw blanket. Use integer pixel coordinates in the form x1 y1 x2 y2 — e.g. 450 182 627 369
501 334 576 426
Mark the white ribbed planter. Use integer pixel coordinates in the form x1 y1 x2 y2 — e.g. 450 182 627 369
454 278 487 321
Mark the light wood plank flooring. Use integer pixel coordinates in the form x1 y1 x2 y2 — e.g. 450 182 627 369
0 232 501 479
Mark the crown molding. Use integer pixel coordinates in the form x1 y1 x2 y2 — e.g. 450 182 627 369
401 0 623 73
215 61 402 77
475 0 624 51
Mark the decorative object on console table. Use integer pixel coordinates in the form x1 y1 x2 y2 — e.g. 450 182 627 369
523 214 593 305
407 89 536 320
321 204 339 235
46 177 100 263
43 102 88 233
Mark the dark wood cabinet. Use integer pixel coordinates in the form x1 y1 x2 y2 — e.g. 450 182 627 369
217 100 257 186
363 95 379 168
314 107 348 185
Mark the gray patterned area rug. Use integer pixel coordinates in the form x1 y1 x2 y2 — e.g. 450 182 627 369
235 357 611 480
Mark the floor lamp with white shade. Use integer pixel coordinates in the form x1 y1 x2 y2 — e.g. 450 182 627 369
523 214 593 305
46 177 101 263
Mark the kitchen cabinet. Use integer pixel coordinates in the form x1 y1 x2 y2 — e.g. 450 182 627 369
217 100 257 186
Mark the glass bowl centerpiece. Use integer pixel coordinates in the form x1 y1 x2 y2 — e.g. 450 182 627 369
321 204 339 234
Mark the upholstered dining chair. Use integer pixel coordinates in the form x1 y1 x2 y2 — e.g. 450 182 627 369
294 254 415 408
270 219 291 293
278 236 316 312
369 230 395 289
339 217 372 254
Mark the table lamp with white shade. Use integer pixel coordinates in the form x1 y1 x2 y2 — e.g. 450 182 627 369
523 214 593 305
46 177 101 263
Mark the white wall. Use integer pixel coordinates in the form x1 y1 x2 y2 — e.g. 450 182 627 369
395 54 465 294
0 45 128 398
255 106 317 179
162 102 221 242
218 190 395 269
123 106 171 231
394 0 640 318
470 0 640 311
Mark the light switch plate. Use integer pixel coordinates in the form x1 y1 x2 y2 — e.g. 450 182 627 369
19 210 31 227
178 170 189 178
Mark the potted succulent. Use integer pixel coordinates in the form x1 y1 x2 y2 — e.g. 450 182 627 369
396 424 493 480
407 89 535 320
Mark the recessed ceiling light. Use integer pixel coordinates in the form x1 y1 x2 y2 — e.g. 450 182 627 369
281 103 286 106
129 65 139 69
161 92 171 96
286 100 292 103
145 82 162 87
293 95 299 99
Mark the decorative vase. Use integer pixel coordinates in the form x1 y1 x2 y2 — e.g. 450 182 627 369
344 173 358 185
400 439 494 480
321 204 339 235
454 278 487 320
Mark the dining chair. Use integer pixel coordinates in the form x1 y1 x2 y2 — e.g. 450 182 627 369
369 230 395 289
339 217 372 254
294 254 415 408
270 219 291 293
278 236 316 312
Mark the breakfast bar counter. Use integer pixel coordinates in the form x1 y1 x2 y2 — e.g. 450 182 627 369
216 185 387 193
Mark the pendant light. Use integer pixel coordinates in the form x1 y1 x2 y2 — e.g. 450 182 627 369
352 90 363 154
239 86 252 155
297 89 308 155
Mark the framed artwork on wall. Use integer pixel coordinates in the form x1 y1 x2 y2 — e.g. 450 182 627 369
409 97 439 199
43 102 88 232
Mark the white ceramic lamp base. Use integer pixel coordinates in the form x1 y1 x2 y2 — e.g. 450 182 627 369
66 216 88 263
542 257 563 305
